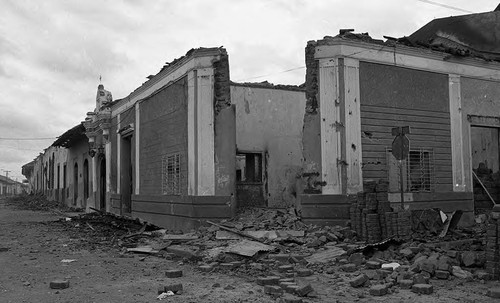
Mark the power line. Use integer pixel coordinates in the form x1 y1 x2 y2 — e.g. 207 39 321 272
0 137 57 141
415 0 473 13
234 66 305 82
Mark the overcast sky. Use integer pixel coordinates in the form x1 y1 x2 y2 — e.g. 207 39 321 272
0 0 496 181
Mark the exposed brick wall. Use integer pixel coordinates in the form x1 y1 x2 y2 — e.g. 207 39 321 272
305 41 319 114
139 77 188 196
213 50 231 115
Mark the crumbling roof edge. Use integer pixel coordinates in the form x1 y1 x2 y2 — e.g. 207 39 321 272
312 35 500 71
230 81 305 92
112 47 226 110
51 123 86 148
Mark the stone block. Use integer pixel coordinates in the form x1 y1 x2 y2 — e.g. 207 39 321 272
295 284 314 297
349 274 368 288
461 252 476 267
257 276 280 286
50 280 69 289
412 283 433 295
349 252 365 266
398 279 413 289
434 270 450 280
198 265 213 272
280 294 303 303
165 269 183 278
369 284 388 296
413 273 429 284
279 265 294 272
264 285 284 296
296 269 313 277
341 263 357 272
487 287 500 299
366 261 381 269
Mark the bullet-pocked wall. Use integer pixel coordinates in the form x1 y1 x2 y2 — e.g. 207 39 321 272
231 84 306 208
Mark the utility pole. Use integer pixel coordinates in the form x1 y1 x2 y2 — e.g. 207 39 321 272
2 169 11 178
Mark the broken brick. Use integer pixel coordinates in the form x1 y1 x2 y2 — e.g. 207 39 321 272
165 269 183 278
264 285 284 296
164 283 183 294
279 265 294 272
413 273 430 284
349 274 368 288
487 288 500 299
349 252 364 266
412 283 433 295
50 280 69 290
398 279 413 289
369 284 388 296
366 261 381 269
434 270 450 280
198 265 213 272
296 269 313 277
280 294 303 303
257 276 280 286
341 263 357 272
295 284 314 297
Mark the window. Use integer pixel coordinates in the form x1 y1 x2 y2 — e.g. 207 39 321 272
407 150 433 192
162 153 181 195
236 153 263 183
388 148 434 192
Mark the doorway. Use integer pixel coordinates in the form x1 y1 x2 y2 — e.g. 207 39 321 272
73 162 79 206
236 152 266 207
99 157 106 210
120 135 133 215
471 126 500 210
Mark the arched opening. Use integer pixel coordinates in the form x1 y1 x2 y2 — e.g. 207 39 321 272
83 159 89 201
73 162 78 206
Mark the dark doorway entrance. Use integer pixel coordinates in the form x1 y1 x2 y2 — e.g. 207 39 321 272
236 152 266 207
99 157 106 210
120 136 133 215
471 126 500 210
73 162 79 206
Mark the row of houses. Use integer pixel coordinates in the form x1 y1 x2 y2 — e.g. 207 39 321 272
0 175 24 196
22 8 500 229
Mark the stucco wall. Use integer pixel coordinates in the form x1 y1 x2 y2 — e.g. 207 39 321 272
231 85 306 207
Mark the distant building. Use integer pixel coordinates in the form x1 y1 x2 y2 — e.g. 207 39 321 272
0 175 23 196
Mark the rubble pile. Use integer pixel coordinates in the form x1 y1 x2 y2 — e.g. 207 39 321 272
6 193 79 212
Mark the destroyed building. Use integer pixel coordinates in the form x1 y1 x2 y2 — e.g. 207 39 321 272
301 9 500 226
22 8 500 229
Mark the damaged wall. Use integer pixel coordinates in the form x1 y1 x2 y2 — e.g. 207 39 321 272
301 41 323 194
231 84 306 208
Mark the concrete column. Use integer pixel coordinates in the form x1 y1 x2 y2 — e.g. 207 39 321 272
319 58 342 194
449 75 468 192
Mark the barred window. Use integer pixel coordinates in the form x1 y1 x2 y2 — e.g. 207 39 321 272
162 153 181 195
388 148 434 193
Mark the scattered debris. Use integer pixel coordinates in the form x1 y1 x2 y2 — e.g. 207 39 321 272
225 239 276 257
157 291 174 299
127 246 159 254
50 280 69 289
60 259 77 263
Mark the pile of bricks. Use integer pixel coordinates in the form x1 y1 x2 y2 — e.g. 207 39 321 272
486 205 500 280
350 180 411 243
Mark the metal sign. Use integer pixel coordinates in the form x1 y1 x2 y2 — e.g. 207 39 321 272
391 126 411 160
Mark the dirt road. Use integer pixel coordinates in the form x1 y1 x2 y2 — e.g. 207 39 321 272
0 197 274 303
1 196 500 303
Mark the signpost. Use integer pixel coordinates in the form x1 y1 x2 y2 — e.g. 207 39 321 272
391 126 410 209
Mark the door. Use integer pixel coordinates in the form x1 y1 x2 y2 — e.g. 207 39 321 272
99 157 106 210
120 136 133 215
236 152 266 207
471 126 500 210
